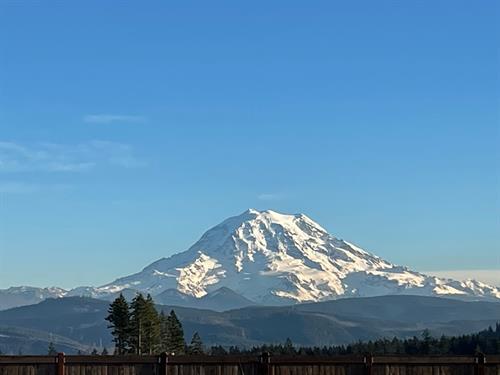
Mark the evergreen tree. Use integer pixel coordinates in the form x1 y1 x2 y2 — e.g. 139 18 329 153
188 332 204 354
159 311 169 351
210 345 227 355
129 293 161 354
105 293 131 355
101 347 109 355
129 293 147 354
91 348 98 355
165 310 185 354
421 329 431 354
284 338 295 355
228 346 241 355
47 342 57 355
142 294 161 354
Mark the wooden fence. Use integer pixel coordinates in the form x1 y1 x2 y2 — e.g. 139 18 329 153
0 353 499 375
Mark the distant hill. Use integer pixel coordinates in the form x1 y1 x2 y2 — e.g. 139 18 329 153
0 325 87 355
0 295 498 354
155 287 256 311
0 297 111 353
292 294 500 323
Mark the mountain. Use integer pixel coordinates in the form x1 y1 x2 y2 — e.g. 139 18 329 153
293 295 500 324
0 286 66 310
95 209 500 304
0 297 111 352
0 325 87 355
196 286 257 311
1 209 499 310
155 287 256 311
0 295 498 353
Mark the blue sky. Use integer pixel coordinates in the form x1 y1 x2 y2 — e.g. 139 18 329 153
0 1 498 289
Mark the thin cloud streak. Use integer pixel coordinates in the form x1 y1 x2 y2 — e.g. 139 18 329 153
83 114 146 124
0 140 147 173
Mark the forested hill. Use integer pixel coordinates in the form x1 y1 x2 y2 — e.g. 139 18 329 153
0 295 499 354
214 323 500 356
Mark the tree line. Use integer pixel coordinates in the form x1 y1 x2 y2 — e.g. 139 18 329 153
211 324 500 356
106 293 203 355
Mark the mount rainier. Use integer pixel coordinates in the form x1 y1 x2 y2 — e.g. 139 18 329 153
2 209 499 309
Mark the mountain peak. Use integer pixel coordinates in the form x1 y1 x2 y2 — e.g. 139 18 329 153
233 208 328 234
92 209 500 304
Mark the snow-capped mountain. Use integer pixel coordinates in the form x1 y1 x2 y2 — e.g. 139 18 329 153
0 286 67 310
92 209 500 304
2 209 499 310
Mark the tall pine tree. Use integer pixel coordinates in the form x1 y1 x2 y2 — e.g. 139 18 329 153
142 294 161 354
129 293 148 354
165 310 185 355
105 293 130 355
159 310 169 352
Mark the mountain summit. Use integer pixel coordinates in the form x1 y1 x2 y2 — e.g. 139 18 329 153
92 209 499 304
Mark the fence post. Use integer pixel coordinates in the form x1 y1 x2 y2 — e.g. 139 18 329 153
364 354 373 375
475 353 485 375
57 353 65 375
159 352 168 375
260 352 271 375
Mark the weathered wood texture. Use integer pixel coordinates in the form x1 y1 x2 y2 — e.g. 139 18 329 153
1 354 499 375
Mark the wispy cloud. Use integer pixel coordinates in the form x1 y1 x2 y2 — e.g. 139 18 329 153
424 269 500 287
83 114 146 124
258 192 288 201
0 140 147 173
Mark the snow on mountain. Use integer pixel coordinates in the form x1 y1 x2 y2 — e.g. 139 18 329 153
2 209 498 310
93 209 500 304
0 286 67 310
